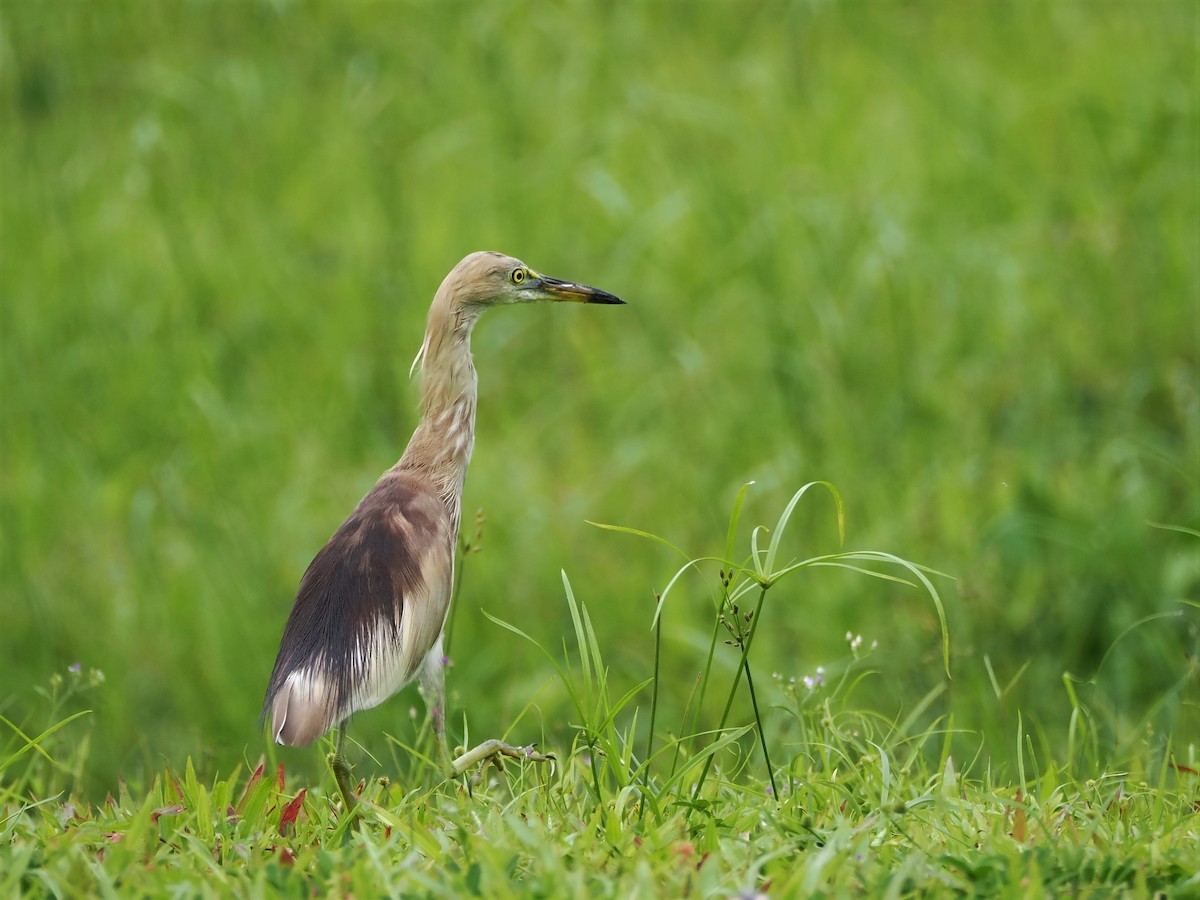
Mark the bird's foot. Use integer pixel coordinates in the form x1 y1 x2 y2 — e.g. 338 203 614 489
327 751 359 813
450 739 555 778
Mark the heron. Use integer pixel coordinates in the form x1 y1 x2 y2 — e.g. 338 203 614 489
262 251 624 809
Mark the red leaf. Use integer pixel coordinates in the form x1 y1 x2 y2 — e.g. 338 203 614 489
1012 805 1027 843
1011 788 1027 843
235 763 265 814
671 841 695 861
276 762 286 793
279 788 307 835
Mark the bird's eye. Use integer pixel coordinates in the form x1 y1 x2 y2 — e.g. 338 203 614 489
510 268 526 285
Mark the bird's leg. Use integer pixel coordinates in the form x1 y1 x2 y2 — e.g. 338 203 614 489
418 638 453 772
418 640 553 778
450 739 555 776
327 723 358 813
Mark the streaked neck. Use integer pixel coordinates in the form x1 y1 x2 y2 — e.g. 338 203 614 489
396 306 480 533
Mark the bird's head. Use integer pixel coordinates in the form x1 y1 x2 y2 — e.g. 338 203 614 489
411 251 625 378
442 251 626 310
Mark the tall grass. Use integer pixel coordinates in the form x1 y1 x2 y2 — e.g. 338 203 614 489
1 489 1195 894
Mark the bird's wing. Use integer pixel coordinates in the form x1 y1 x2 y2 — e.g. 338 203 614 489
263 472 454 746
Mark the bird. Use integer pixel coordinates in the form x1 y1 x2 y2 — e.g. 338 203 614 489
262 251 624 808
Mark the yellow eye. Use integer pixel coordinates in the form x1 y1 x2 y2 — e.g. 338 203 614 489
510 268 526 285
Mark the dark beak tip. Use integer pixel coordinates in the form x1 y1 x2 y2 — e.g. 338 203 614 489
540 276 625 305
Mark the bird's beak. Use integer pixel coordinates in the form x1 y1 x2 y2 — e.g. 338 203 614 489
535 274 626 305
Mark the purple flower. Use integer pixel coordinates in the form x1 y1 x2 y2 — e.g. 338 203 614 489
68 662 81 674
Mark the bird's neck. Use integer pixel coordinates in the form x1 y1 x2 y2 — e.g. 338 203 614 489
395 309 479 536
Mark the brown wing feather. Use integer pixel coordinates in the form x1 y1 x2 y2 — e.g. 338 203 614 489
262 471 453 745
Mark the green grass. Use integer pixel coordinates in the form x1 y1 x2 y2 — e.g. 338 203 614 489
1 0 1197 894
4 488 1197 895
3 559 1197 895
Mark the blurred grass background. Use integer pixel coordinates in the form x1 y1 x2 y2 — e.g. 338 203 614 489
1 1 1196 794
